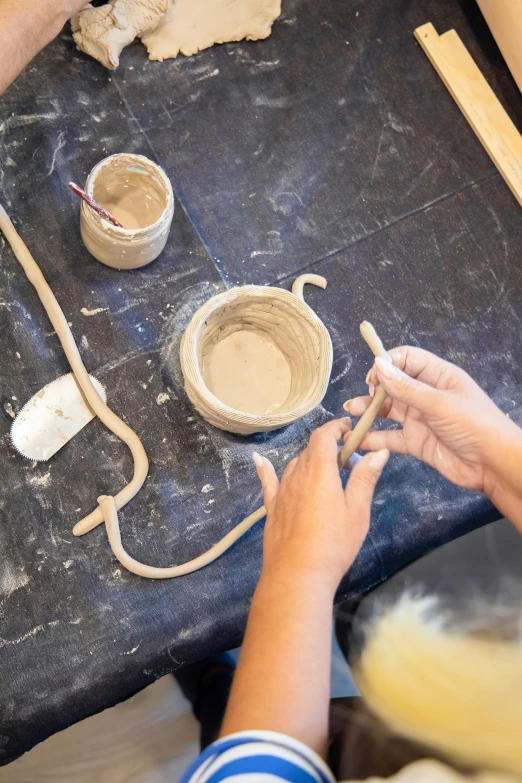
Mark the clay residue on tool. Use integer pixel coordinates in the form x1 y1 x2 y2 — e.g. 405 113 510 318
202 329 291 415
92 160 166 229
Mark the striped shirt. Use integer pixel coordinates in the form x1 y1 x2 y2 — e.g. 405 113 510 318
180 730 335 783
180 732 520 783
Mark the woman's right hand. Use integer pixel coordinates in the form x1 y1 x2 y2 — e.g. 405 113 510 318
345 346 522 496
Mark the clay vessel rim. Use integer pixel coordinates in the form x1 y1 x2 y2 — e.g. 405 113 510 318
182 285 333 424
83 153 174 236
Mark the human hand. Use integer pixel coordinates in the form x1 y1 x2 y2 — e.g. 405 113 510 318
345 345 519 494
253 418 389 591
63 0 91 18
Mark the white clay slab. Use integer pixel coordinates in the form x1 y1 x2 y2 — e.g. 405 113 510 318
11 373 107 461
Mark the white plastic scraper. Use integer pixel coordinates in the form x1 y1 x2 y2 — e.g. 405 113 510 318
10 373 106 461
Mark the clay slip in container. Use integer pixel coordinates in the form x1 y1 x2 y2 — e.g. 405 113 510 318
80 153 174 269
180 275 333 435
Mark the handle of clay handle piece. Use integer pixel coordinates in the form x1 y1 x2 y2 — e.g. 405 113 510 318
337 321 392 470
97 494 267 579
291 274 327 302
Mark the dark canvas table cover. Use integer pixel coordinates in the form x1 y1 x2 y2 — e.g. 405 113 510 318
1 0 521 764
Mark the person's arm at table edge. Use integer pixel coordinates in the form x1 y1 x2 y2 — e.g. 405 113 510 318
483 418 522 533
219 565 337 758
219 423 388 758
0 0 88 96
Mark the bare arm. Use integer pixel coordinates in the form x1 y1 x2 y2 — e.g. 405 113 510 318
220 418 388 757
0 0 89 95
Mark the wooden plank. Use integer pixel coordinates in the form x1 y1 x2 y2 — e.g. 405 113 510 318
414 22 522 208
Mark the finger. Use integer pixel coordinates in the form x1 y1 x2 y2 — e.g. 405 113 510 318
374 356 442 415
344 449 389 510
358 429 408 454
281 457 299 483
307 417 352 461
367 345 458 389
253 452 279 509
343 395 397 422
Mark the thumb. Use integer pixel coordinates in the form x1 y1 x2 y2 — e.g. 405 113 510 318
344 449 389 524
253 452 279 510
374 356 441 414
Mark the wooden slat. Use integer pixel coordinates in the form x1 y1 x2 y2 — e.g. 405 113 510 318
414 22 522 208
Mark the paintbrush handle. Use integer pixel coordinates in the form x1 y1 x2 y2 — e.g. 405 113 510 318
68 181 124 228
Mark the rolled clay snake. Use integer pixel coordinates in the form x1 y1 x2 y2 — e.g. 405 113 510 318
0 203 391 579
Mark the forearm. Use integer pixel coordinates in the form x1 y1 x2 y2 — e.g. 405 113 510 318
220 567 336 758
0 0 81 95
483 419 522 532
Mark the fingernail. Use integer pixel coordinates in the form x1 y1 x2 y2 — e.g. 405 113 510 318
343 400 352 412
252 451 263 468
369 448 390 471
369 383 375 398
375 356 398 379
342 415 352 425
348 452 363 469
365 370 372 385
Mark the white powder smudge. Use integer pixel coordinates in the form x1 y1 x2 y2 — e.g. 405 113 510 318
201 484 214 494
81 334 89 349
156 392 170 405
196 68 220 82
0 112 58 133
29 469 52 487
80 307 108 317
0 562 29 598
219 448 233 490
123 644 140 655
0 625 44 648
63 560 74 569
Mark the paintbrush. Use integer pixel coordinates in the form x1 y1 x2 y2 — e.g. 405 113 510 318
68 181 124 228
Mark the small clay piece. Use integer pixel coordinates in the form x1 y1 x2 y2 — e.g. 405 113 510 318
80 154 174 270
181 274 333 435
71 0 169 70
72 0 281 70
337 321 391 468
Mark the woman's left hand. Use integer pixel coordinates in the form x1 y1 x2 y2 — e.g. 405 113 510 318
254 418 389 591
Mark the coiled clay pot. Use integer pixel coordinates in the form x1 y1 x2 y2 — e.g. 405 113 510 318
180 274 333 434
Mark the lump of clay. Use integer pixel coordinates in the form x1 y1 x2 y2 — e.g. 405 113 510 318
72 0 169 70
141 0 282 62
72 0 281 70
